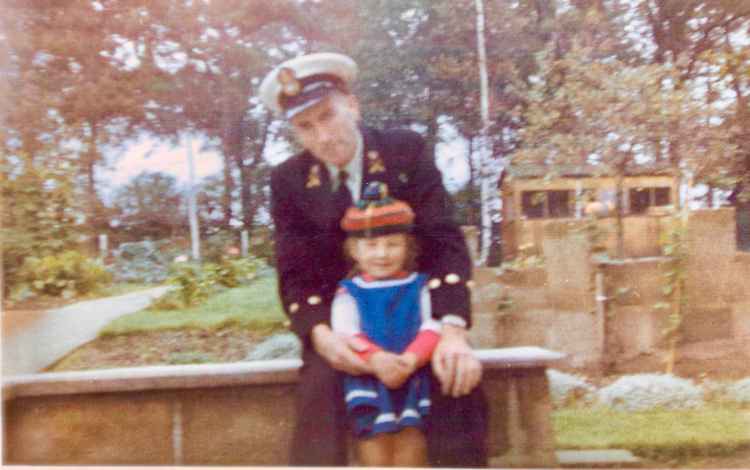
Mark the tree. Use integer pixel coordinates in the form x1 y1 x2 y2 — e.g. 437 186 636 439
0 152 85 296
634 0 750 199
102 0 324 231
513 45 738 257
3 1 152 244
110 171 187 241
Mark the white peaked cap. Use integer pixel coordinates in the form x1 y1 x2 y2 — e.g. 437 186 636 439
258 52 358 118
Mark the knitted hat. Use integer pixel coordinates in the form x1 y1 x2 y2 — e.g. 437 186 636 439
341 182 415 238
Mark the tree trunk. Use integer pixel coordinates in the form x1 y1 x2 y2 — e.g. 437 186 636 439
475 0 495 266
85 121 103 252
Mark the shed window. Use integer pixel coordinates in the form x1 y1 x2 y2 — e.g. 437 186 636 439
629 186 671 213
654 187 671 206
548 190 572 218
521 190 573 219
521 191 545 219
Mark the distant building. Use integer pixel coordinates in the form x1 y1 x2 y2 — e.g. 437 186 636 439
500 164 679 259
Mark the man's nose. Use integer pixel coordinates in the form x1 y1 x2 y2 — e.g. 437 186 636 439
316 125 332 144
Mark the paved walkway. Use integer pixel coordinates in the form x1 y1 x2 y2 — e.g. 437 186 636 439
2 286 171 376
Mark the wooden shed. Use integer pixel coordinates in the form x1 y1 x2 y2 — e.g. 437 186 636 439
500 164 679 259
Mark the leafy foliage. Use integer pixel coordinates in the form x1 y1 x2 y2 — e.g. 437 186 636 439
150 256 265 310
12 251 112 301
110 172 186 242
1 155 87 296
109 239 184 284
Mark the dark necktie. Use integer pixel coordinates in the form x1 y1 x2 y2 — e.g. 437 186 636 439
335 170 353 211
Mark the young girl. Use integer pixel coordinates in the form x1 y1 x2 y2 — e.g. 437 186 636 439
332 182 441 467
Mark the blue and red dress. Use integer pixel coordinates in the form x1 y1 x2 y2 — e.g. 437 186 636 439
331 273 440 438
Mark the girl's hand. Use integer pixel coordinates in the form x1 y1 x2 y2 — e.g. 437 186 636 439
371 351 412 389
397 352 419 374
311 324 373 375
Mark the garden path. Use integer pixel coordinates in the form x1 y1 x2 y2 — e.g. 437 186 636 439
2 286 171 376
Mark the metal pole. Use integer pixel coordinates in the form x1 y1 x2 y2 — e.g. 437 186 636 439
186 135 201 262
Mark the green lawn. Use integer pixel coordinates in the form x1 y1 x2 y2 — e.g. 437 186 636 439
100 275 286 336
554 405 750 460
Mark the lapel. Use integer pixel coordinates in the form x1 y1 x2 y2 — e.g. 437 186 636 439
299 153 342 231
360 126 389 195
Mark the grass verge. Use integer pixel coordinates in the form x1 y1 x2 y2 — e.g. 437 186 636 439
100 275 286 336
554 405 750 462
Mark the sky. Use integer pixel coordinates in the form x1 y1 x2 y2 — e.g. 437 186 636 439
100 135 223 189
100 122 473 196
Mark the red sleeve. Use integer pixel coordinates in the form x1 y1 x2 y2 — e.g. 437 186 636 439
353 333 383 362
405 330 440 366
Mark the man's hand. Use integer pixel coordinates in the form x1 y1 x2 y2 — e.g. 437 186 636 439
432 324 482 397
311 324 373 375
371 351 413 389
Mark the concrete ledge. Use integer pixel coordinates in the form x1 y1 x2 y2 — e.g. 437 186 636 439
556 449 641 468
3 347 564 400
475 346 565 368
3 359 302 399
3 347 566 466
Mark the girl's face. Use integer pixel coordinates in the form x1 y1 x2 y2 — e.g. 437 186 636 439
350 233 409 280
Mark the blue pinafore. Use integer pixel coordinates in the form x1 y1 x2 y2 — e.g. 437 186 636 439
340 273 431 438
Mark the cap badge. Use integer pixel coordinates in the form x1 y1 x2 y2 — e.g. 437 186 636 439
278 67 301 97
367 151 385 174
306 164 321 189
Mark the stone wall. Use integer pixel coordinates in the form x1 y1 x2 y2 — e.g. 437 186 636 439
472 208 750 372
3 349 565 467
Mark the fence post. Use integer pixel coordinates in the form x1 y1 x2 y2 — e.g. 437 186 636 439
241 230 249 257
98 234 108 260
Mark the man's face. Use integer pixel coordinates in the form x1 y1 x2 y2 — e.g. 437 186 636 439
289 93 361 169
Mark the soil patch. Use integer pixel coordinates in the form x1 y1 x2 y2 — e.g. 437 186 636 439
47 326 268 372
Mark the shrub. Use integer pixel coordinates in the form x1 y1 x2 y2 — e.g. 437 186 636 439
547 369 597 408
203 231 240 263
150 262 218 310
725 377 750 406
13 251 112 300
598 374 704 411
205 256 265 288
109 239 183 284
148 255 267 311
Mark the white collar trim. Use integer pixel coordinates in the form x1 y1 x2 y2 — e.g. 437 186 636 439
351 273 419 289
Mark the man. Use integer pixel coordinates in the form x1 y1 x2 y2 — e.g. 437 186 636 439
259 52 487 467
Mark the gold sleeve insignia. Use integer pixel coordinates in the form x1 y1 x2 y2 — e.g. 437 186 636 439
367 151 386 174
306 164 321 188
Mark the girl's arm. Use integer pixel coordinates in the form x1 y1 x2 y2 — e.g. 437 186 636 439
331 287 383 361
402 286 441 368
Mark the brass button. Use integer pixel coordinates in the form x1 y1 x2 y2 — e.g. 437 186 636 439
428 278 442 289
445 273 461 285
307 295 322 305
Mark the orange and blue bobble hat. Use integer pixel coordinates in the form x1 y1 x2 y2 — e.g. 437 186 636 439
341 182 415 238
